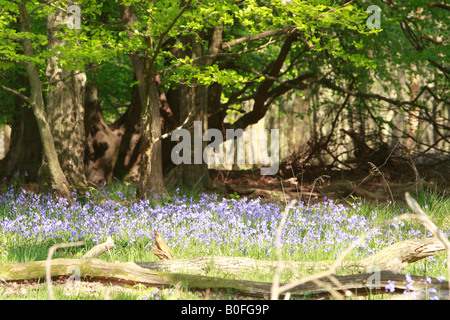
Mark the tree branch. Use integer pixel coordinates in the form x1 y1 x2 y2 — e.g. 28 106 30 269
232 32 298 129
429 2 450 11
0 83 30 104
221 27 296 50
148 0 193 72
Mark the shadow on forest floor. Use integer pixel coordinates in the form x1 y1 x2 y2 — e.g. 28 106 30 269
210 157 450 206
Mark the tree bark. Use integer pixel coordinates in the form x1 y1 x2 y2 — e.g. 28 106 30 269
0 237 446 299
17 2 72 202
111 82 142 182
119 2 166 198
84 83 119 185
165 26 226 191
139 237 445 275
232 33 297 130
137 78 166 197
45 1 88 192
0 100 42 181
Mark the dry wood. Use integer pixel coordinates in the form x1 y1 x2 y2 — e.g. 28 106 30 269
81 237 115 260
149 231 174 260
0 258 447 299
136 237 444 275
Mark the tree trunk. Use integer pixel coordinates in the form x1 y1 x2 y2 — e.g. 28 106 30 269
84 83 119 185
405 67 420 152
17 2 72 202
174 82 211 191
111 82 142 182
119 2 166 199
0 103 42 182
2 258 448 300
165 28 226 191
137 78 166 198
138 237 446 274
45 1 87 192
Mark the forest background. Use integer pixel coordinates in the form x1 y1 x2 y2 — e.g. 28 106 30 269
0 0 448 202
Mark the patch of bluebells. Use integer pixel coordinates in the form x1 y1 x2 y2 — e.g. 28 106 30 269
0 186 433 260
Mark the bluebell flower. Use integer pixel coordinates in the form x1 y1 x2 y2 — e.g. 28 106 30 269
405 274 412 283
385 280 395 293
403 274 414 294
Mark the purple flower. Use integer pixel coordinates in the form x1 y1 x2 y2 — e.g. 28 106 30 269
405 274 412 283
385 280 395 293
428 287 439 300
403 274 413 294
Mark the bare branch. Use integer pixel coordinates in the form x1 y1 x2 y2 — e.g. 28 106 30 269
0 83 31 104
152 108 195 144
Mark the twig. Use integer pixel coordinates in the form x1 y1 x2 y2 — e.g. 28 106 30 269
311 278 345 300
307 175 330 209
326 274 354 298
0 83 31 104
149 231 174 260
344 141 399 201
147 0 193 72
287 162 301 202
279 178 288 207
152 109 195 144
368 162 394 203
406 155 420 194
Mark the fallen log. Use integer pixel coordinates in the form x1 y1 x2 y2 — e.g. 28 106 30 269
136 237 445 275
0 258 447 299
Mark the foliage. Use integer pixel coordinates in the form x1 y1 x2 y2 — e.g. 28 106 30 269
0 0 373 113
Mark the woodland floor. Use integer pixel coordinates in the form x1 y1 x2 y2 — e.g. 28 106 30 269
210 156 450 206
1 157 448 300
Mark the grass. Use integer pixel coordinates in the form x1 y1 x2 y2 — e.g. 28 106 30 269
0 180 448 300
